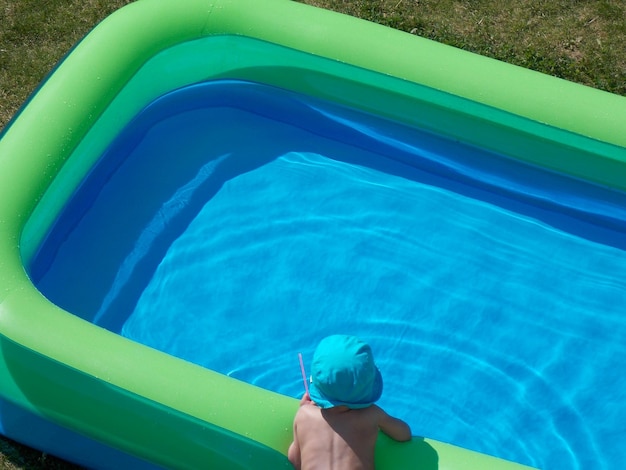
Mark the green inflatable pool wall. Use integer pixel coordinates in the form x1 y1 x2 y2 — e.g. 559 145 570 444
1 0 625 468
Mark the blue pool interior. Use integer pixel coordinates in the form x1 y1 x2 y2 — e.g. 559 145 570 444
29 80 626 469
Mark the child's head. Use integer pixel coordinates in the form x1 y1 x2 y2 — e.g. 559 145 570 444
309 335 383 409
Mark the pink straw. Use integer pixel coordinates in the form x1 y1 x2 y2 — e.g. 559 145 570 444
298 352 309 395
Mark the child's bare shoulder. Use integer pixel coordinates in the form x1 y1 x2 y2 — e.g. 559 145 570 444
295 403 323 422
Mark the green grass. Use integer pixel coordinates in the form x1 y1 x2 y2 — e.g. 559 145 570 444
0 0 133 133
0 0 625 467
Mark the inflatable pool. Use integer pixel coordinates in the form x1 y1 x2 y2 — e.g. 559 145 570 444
1 0 625 467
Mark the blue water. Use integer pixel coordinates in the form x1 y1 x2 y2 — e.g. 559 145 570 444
32 81 626 469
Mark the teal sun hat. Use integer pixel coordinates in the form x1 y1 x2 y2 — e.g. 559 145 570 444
309 335 383 409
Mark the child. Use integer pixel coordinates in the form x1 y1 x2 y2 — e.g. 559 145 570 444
288 335 411 469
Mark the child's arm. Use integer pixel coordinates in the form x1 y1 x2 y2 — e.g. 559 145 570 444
287 432 301 470
376 407 412 442
288 393 311 469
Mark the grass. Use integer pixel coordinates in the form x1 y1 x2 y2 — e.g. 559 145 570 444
0 437 82 470
0 0 134 133
0 0 624 467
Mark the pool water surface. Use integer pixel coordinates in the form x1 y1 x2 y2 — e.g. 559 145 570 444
31 81 626 469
